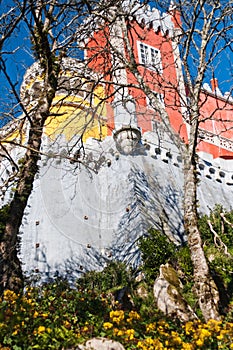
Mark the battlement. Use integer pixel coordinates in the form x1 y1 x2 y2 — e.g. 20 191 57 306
122 1 175 36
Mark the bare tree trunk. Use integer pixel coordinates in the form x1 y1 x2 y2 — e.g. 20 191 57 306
183 154 220 321
0 103 53 292
118 6 222 320
0 0 61 293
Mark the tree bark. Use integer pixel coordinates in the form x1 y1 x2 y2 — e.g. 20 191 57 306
0 84 57 293
0 117 44 292
0 0 61 294
183 154 220 321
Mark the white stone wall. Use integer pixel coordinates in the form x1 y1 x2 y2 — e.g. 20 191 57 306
10 130 232 281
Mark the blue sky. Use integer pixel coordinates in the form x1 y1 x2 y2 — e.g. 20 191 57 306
148 0 233 94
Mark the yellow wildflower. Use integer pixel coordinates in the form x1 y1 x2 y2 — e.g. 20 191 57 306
129 310 140 320
199 328 211 339
127 310 140 323
206 319 221 333
217 329 229 340
116 329 124 336
137 338 164 350
64 320 71 328
152 338 164 349
103 322 113 330
113 328 119 335
34 326 46 335
158 319 169 328
171 334 182 345
137 340 144 348
33 311 39 318
3 290 17 303
125 328 135 340
182 343 194 350
110 310 124 318
185 321 195 335
226 322 233 330
109 310 124 324
146 322 156 332
145 338 154 345
196 339 204 347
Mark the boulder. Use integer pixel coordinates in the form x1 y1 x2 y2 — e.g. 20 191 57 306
77 337 126 350
153 263 197 322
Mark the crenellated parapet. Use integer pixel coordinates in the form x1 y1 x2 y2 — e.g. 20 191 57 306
80 1 176 43
123 2 174 36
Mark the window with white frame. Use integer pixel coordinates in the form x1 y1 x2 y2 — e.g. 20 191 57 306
138 41 163 73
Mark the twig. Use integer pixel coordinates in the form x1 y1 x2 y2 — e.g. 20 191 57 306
220 213 233 229
207 220 232 258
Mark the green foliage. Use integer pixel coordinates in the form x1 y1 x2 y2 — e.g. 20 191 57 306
2 277 233 349
0 278 111 350
138 228 197 313
138 229 193 283
175 245 193 277
198 205 233 306
76 261 132 294
139 206 233 313
2 206 233 348
199 204 233 249
173 245 197 313
138 228 175 283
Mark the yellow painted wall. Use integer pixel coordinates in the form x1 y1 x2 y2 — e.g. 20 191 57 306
45 84 108 142
4 75 108 144
1 120 26 145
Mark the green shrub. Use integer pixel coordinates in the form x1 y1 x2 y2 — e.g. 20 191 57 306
76 261 132 294
138 228 197 314
2 206 233 348
199 205 233 305
138 228 175 283
139 207 233 314
0 279 110 349
2 282 233 349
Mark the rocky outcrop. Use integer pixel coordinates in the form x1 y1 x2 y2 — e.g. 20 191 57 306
77 337 125 350
153 263 197 322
